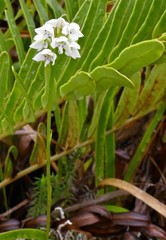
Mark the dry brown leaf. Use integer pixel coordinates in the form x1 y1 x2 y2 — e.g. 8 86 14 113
99 178 166 218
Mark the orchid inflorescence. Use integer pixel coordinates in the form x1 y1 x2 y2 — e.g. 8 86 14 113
30 17 84 67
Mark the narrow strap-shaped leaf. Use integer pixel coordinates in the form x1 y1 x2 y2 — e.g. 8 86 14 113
78 98 88 137
57 102 69 149
26 64 44 105
105 104 115 181
133 62 166 118
4 146 18 178
0 30 8 52
90 0 135 70
64 0 79 21
131 0 166 44
54 105 62 136
0 52 10 103
48 0 65 18
152 9 166 38
19 0 36 40
33 0 48 24
33 86 45 111
78 0 85 8
19 48 41 89
3 49 41 126
108 0 152 62
95 88 117 186
113 72 141 126
65 101 80 148
57 0 107 88
87 92 105 138
51 0 91 81
0 0 5 18
124 103 166 181
5 0 25 64
108 39 165 77
81 0 117 71
12 68 35 122
0 50 14 136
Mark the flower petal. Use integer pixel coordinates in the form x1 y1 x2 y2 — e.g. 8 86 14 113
32 49 57 66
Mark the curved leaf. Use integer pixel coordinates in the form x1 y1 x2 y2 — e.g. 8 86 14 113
108 39 165 77
99 178 166 218
91 66 134 93
60 71 95 100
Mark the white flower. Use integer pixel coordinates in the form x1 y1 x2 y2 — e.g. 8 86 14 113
30 17 83 66
51 36 69 54
62 22 84 41
32 49 57 67
29 38 48 51
46 17 68 30
35 23 54 40
65 41 81 59
51 37 81 59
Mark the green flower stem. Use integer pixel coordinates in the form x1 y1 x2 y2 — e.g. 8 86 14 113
45 65 53 240
124 103 166 181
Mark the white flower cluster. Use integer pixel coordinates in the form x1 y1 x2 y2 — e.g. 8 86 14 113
30 17 84 67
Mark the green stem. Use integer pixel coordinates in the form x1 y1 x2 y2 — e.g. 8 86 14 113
45 65 53 240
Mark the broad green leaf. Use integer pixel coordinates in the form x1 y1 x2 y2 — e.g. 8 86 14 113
60 71 95 100
91 66 134 93
108 40 165 77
